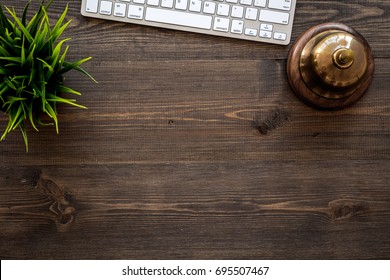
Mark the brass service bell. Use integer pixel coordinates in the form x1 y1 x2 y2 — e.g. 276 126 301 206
287 23 375 110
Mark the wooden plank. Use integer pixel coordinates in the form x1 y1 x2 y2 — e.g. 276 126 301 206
0 59 389 164
1 162 390 259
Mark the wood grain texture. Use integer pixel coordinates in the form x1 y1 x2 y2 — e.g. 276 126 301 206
0 0 389 259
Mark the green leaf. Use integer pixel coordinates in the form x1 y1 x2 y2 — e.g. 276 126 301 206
0 56 21 64
20 123 29 152
0 44 11 57
21 1 30 27
20 36 26 65
5 6 34 43
50 4 70 42
50 38 70 72
59 57 92 74
37 57 54 80
26 10 40 35
28 68 36 85
8 105 24 132
28 101 39 132
14 107 27 130
47 93 86 109
40 81 47 111
7 96 27 102
25 43 36 70
55 85 82 96
31 81 46 111
4 77 17 90
0 82 9 96
0 33 16 51
33 16 49 51
1 118 12 140
0 4 12 33
44 101 58 133
57 45 69 69
44 0 54 10
41 8 54 56
26 1 48 37
60 58 97 83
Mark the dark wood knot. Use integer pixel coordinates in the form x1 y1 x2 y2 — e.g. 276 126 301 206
254 108 290 135
328 199 370 220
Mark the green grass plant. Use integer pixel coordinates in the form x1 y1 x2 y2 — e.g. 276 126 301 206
0 0 95 151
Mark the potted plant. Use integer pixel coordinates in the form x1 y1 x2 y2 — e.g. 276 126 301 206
0 0 95 151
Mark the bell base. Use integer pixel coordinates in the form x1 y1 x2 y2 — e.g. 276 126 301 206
287 22 375 110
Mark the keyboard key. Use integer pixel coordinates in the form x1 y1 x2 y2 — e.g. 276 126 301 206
245 28 258 36
175 0 189 10
240 0 252 5
85 0 98 13
259 30 272 38
245 7 258 20
114 3 126 17
231 6 244 18
268 0 292 11
133 0 145 3
231 20 244 34
203 2 216 14
274 32 287 40
254 0 266 7
145 7 212 29
259 9 289 24
260 23 273 31
189 0 202 12
99 1 113 15
128 5 144 19
147 0 159 6
161 0 173 7
217 4 230 16
213 17 230 32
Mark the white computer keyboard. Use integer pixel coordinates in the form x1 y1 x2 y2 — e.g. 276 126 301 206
81 0 296 45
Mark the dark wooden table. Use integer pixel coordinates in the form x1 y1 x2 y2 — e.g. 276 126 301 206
1 0 389 259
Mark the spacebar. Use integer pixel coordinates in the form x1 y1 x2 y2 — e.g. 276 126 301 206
145 8 212 30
